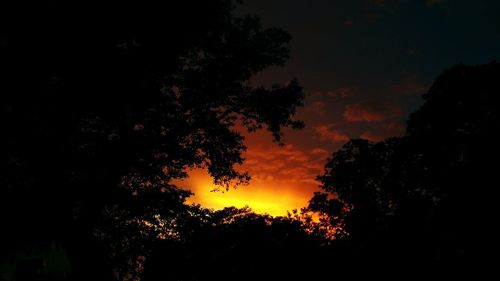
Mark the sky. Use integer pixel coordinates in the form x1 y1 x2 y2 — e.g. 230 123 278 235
177 0 500 216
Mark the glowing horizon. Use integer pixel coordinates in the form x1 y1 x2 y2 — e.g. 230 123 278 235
175 168 318 217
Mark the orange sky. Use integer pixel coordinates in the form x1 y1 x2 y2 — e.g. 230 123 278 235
176 127 327 217
175 94 410 216
174 70 414 216
176 168 315 216
173 0 500 217
174 1 425 215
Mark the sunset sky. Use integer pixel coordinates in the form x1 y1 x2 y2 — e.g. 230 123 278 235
178 0 500 216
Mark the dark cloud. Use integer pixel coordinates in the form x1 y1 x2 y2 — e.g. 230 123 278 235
343 19 354 26
387 73 427 97
370 0 386 7
304 101 327 116
326 87 354 99
314 124 350 143
406 48 420 56
360 131 385 142
343 100 402 122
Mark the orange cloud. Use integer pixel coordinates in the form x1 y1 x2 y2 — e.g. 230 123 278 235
343 100 402 122
243 144 321 185
310 147 330 156
175 125 328 216
315 124 350 143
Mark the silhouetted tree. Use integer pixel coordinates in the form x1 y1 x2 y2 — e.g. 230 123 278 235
143 206 332 281
0 1 303 279
310 63 500 276
404 63 500 273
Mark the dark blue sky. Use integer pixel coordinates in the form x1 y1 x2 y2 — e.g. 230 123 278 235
241 0 500 90
237 0 500 150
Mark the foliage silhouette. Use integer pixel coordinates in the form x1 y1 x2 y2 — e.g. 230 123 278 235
0 0 303 279
2 0 499 279
310 63 500 276
143 206 333 281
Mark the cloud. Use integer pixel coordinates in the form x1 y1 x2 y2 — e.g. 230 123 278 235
343 19 354 26
309 148 330 162
343 100 402 122
388 73 427 96
304 101 327 116
326 87 353 98
386 121 406 135
314 124 350 143
360 131 385 142
241 144 323 186
406 48 420 56
310 147 329 156
359 120 406 142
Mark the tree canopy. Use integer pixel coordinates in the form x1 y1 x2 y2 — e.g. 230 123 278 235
310 63 500 276
0 1 303 279
2 0 499 279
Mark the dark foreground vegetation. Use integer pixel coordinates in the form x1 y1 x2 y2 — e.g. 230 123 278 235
1 1 498 280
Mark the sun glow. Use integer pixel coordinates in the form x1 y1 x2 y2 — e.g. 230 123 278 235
176 169 315 217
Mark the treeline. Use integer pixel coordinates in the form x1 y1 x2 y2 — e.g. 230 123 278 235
309 62 500 277
1 0 499 280
146 63 500 280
